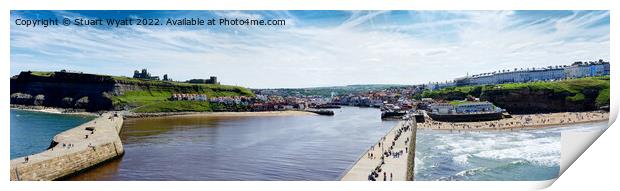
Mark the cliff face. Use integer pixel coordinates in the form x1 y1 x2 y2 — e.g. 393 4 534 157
11 81 117 111
422 77 609 114
481 88 599 114
11 72 117 111
10 71 254 112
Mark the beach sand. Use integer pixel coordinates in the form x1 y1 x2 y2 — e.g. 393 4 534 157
418 111 609 130
10 105 97 116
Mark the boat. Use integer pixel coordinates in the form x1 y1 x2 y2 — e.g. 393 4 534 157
381 110 407 119
306 109 335 116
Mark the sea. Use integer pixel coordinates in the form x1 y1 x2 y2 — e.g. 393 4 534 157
413 121 608 181
10 109 95 159
9 107 608 180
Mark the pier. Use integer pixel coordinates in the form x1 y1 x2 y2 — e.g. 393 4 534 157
10 113 124 181
341 118 417 181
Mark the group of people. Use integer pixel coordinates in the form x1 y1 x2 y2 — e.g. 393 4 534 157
368 170 393 181
366 120 414 181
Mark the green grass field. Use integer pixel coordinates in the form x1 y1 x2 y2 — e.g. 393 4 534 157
105 75 254 112
132 100 213 113
420 76 610 107
110 85 254 113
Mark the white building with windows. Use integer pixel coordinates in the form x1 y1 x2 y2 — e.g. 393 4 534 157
454 60 609 86
430 103 455 114
454 102 501 113
565 60 610 78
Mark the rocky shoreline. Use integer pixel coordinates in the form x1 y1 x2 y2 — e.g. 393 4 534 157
10 104 98 116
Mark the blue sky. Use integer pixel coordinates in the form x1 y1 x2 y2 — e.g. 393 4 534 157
10 11 609 88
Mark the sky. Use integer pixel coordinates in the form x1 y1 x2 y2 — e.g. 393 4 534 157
10 10 610 88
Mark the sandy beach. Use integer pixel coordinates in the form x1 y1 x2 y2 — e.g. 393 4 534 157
418 111 609 130
11 104 317 118
10 105 97 116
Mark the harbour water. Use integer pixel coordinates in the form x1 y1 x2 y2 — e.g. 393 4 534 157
10 107 608 181
10 109 94 159
413 121 608 181
66 107 398 180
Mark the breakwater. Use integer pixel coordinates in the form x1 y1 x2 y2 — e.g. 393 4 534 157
340 118 417 181
10 113 124 181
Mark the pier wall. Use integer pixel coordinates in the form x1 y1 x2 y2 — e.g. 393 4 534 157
406 119 417 181
10 113 123 181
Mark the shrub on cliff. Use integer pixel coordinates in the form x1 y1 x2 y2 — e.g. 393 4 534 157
596 88 610 107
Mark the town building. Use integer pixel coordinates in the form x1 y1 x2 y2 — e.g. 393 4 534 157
454 102 497 113
170 94 208 101
430 101 502 114
452 60 609 87
565 60 610 78
430 103 454 114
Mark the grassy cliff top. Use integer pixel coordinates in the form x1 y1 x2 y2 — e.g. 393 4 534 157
17 71 254 97
107 75 255 112
110 75 254 96
420 76 610 107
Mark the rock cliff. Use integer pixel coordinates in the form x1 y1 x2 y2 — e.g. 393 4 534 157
10 71 254 111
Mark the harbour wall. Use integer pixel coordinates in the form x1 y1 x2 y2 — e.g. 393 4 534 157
406 120 417 181
10 113 124 181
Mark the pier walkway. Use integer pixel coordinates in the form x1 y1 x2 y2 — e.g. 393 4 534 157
341 119 417 181
10 112 124 181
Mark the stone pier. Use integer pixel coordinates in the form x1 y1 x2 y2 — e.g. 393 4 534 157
341 119 417 181
10 113 124 181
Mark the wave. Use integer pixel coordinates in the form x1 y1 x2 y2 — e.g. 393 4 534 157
452 154 471 166
455 167 489 177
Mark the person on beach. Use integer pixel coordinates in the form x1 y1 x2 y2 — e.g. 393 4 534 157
390 173 393 181
24 156 29 163
383 172 387 181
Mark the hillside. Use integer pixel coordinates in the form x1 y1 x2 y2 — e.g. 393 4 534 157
10 71 254 112
420 76 610 114
258 84 409 97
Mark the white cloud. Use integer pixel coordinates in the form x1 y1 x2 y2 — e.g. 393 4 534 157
10 11 610 88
